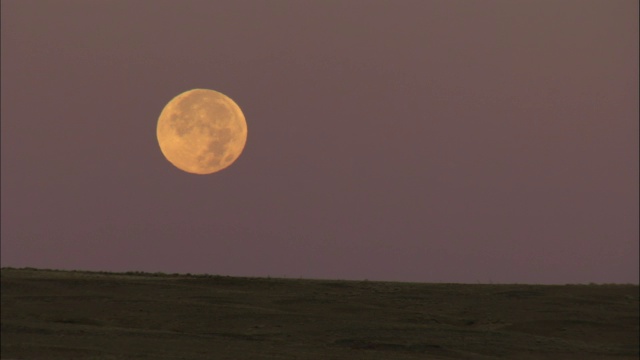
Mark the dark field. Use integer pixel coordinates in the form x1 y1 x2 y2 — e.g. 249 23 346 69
1 268 638 359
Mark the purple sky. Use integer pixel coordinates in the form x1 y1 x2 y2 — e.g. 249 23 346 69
2 0 638 284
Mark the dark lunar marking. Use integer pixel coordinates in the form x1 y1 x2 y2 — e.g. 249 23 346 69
218 104 233 121
199 127 233 168
199 153 221 168
177 95 202 112
204 140 228 164
215 128 233 144
170 113 194 137
214 102 232 118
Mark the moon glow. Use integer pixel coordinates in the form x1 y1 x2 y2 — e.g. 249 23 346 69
157 89 247 174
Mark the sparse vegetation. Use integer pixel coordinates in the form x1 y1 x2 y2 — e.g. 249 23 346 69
1 267 638 359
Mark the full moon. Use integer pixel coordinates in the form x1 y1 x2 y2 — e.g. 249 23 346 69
157 89 247 174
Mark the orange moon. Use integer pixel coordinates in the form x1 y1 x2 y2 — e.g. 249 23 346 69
156 89 247 174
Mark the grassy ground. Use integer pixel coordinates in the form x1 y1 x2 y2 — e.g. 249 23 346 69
1 268 638 359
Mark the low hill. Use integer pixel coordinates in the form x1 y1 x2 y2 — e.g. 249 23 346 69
1 268 638 359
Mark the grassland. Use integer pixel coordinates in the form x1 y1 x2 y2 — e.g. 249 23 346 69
1 268 638 359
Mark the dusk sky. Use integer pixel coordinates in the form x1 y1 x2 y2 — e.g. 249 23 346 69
2 0 638 284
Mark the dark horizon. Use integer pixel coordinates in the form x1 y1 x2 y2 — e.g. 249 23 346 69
2 0 638 284
3 266 640 286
